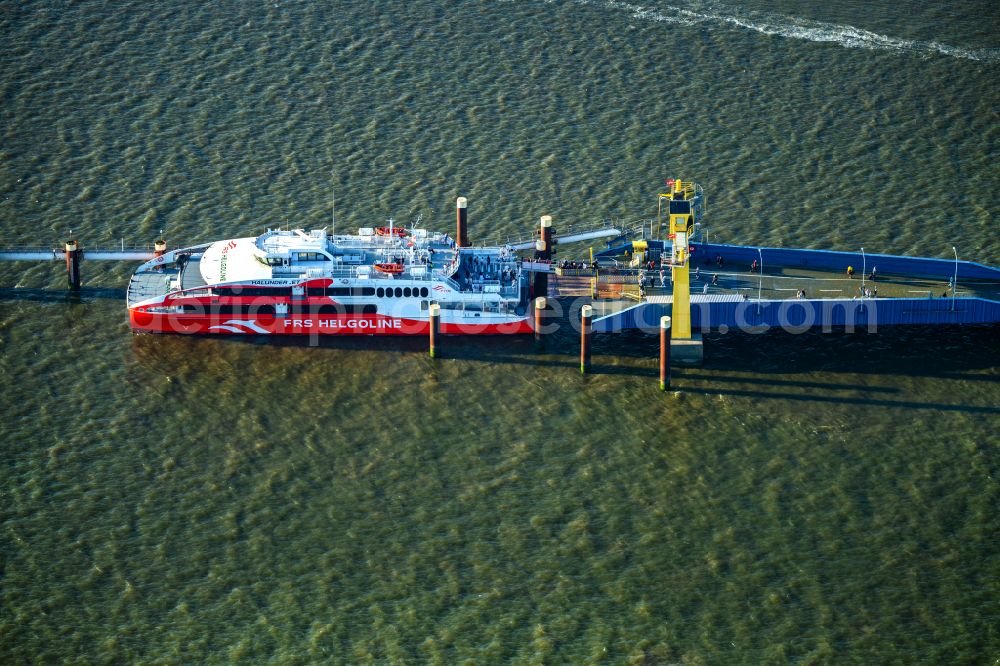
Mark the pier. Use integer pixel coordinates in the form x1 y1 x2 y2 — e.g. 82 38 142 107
568 242 1000 335
0 242 160 290
2 181 999 385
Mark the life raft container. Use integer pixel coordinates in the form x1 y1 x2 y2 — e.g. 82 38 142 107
374 263 405 274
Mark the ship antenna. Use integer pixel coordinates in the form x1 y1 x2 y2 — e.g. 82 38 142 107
331 184 336 237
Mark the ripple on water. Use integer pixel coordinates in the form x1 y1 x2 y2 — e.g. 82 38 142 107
2 0 999 662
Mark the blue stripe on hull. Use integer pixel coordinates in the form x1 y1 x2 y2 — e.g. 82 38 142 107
691 243 1000 281
592 297 1000 333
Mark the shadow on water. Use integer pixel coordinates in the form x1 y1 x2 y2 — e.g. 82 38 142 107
672 383 1000 414
130 321 999 376
679 373 902 393
129 329 1000 415
0 286 126 302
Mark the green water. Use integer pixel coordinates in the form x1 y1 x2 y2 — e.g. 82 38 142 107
2 1 999 663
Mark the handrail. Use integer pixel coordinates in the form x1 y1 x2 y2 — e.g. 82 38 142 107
469 217 656 249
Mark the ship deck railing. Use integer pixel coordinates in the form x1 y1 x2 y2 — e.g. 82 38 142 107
578 268 1000 304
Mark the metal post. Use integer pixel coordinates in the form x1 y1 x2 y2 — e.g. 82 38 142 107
580 304 592 374
534 297 546 341
660 316 672 391
756 247 763 314
952 246 958 311
64 240 81 290
861 247 866 298
534 216 552 298
456 197 468 248
429 303 440 357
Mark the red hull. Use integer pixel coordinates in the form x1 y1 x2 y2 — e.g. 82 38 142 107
129 309 534 336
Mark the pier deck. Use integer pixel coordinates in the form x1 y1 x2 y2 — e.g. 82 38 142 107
550 243 1000 331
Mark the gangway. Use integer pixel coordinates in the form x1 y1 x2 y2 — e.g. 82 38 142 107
0 246 156 261
0 240 164 289
481 220 623 250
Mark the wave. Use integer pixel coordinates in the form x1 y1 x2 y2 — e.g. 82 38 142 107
587 0 1000 63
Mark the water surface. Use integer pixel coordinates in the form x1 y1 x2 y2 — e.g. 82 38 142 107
2 0 998 662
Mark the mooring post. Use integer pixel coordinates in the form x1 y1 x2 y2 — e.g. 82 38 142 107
660 315 672 391
534 296 547 342
429 303 440 358
64 240 81 290
580 304 592 374
533 215 553 298
456 197 468 248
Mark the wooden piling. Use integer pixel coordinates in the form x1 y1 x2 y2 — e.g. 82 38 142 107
534 297 547 341
660 316 672 390
64 240 80 290
429 303 440 358
580 304 592 374
154 239 167 257
456 197 468 248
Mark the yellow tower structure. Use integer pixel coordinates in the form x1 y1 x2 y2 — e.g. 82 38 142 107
658 179 700 340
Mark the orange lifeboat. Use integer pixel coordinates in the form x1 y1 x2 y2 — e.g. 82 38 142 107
374 263 405 274
375 226 407 237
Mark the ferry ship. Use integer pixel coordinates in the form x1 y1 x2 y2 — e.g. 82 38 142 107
127 223 533 335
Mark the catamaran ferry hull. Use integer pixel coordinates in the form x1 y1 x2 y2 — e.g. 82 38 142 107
126 222 535 338
128 310 534 336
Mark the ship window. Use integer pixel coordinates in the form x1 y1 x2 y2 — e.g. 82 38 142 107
295 252 327 262
669 200 691 215
313 304 377 315
329 287 376 296
404 287 412 298
218 287 292 297
420 300 428 311
420 287 429 297
208 305 251 315
248 304 275 316
376 287 384 298
307 287 326 297
394 287 402 298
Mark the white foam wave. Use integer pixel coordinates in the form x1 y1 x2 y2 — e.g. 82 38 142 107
587 0 1000 63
